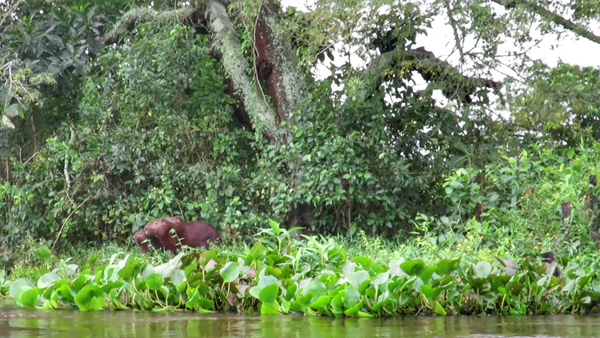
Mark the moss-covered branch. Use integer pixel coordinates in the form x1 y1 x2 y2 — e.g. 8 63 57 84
206 1 280 142
103 7 195 45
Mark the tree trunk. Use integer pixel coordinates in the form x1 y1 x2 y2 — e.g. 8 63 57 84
103 0 316 228
205 0 280 142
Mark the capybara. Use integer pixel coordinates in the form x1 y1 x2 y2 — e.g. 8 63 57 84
144 218 221 253
133 216 185 252
132 228 162 253
164 215 185 224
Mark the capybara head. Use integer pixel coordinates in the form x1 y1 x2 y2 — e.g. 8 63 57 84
132 228 152 252
143 216 183 238
144 218 173 238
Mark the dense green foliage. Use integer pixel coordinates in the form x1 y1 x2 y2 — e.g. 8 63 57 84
0 0 599 272
6 222 600 316
437 142 600 257
0 21 436 246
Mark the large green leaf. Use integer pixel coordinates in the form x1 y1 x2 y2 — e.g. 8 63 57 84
400 259 425 276
57 283 74 302
474 261 492 279
592 280 600 292
258 275 279 288
352 256 373 270
371 272 389 289
344 301 365 317
561 279 577 293
37 272 61 289
9 278 33 298
20 287 40 308
285 283 297 301
388 259 408 278
344 285 360 308
146 273 164 291
418 266 437 285
347 270 370 289
1 115 15 129
89 296 106 310
74 290 92 311
310 295 331 311
198 298 214 310
171 269 186 286
220 262 240 283
4 103 23 118
118 264 137 282
186 288 201 309
327 248 347 266
301 280 327 299
261 301 281 315
268 219 281 235
434 302 447 316
258 283 280 303
249 286 264 300
331 292 345 317
420 284 435 302
436 259 460 276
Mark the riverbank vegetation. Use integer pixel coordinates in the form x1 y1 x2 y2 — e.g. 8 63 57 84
3 220 600 316
1 0 600 316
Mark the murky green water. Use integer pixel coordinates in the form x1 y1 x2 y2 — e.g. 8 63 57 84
1 300 599 338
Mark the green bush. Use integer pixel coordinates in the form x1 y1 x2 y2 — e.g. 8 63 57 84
0 23 444 249
440 141 600 256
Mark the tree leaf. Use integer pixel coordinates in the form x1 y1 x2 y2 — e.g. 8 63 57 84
35 247 52 266
268 219 281 235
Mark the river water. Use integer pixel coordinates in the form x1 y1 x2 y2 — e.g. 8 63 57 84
1 300 599 338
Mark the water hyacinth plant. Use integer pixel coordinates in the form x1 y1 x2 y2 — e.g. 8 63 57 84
7 220 600 316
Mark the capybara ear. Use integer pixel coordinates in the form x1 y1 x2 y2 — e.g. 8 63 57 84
165 216 184 224
143 221 156 235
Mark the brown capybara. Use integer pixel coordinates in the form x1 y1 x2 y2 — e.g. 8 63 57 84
132 228 162 253
164 216 185 224
143 218 221 253
133 216 185 252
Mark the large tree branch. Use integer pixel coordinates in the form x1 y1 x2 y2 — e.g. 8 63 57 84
206 1 280 142
443 0 465 60
0 0 25 33
364 47 500 105
103 7 196 45
493 0 600 44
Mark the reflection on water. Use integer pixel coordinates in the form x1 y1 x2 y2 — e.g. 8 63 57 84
1 300 599 338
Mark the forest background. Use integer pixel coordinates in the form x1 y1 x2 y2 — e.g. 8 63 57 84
1 0 599 274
